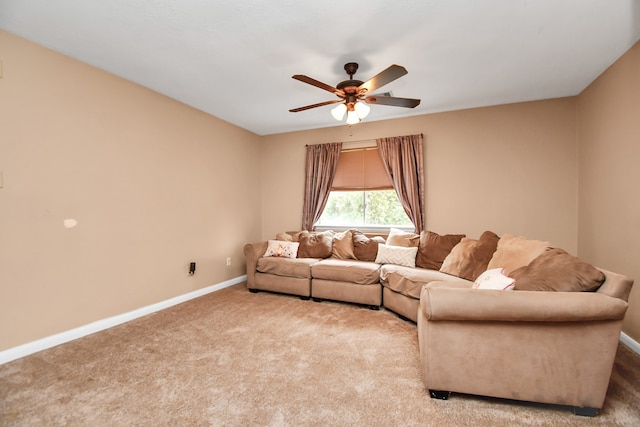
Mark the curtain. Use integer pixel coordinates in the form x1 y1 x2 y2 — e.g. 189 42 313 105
376 134 425 233
301 142 342 231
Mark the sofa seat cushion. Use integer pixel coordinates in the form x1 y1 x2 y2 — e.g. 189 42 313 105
380 265 470 299
311 259 381 285
257 257 320 279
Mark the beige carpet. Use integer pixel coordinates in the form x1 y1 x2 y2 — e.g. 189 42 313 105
1 283 639 426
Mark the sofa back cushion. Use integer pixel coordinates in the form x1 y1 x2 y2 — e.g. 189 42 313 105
415 230 465 270
487 234 549 275
331 229 356 260
297 230 334 258
440 231 500 280
352 231 385 261
511 248 606 292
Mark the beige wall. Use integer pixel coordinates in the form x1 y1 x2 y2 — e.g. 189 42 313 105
0 31 263 351
261 98 579 253
577 41 640 341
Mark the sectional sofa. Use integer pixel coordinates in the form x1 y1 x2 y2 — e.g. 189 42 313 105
243 227 634 415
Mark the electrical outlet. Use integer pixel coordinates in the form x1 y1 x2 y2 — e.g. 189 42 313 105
226 257 231 267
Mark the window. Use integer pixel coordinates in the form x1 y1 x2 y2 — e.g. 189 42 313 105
316 146 412 229
316 190 412 228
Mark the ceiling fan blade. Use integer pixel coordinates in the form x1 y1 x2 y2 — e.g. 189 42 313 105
292 75 345 97
364 96 421 108
289 99 343 112
358 65 408 94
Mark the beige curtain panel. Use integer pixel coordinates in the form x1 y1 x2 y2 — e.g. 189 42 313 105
301 142 342 231
376 134 426 233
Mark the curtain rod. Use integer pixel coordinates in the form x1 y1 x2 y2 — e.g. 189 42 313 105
305 133 423 146
341 133 423 143
305 139 373 146
338 138 376 144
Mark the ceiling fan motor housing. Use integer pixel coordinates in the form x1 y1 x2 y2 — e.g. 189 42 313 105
337 79 364 93
338 62 365 96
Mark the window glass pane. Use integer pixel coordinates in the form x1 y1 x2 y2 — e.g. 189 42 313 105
365 190 413 227
317 190 412 228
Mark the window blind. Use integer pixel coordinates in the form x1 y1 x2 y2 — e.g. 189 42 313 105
331 147 393 191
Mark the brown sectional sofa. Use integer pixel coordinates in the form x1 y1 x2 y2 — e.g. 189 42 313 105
243 228 634 416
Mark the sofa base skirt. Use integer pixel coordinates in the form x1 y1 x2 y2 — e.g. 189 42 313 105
382 286 420 323
311 279 382 307
252 272 311 297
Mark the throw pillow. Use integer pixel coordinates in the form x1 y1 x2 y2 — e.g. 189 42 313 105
332 229 356 260
440 230 499 280
374 244 419 268
440 237 477 277
352 231 385 261
486 234 550 276
297 230 335 258
386 228 419 247
511 248 606 292
263 240 299 259
473 268 515 290
415 230 465 270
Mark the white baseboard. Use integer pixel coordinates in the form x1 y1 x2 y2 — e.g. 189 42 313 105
620 331 640 356
0 276 246 365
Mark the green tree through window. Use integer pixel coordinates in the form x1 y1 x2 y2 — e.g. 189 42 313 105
317 190 412 228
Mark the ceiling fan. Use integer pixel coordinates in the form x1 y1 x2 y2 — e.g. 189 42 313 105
289 62 421 125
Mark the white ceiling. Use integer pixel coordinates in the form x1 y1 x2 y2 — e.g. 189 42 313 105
1 0 639 136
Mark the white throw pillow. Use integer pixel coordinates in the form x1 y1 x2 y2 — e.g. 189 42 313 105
263 240 299 258
374 244 418 267
473 268 515 290
386 227 419 247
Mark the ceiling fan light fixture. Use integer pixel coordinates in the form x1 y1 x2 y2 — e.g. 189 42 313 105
354 101 370 119
346 110 360 125
331 103 347 121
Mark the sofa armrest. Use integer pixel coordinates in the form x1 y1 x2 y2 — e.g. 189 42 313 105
243 242 268 288
420 284 629 322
